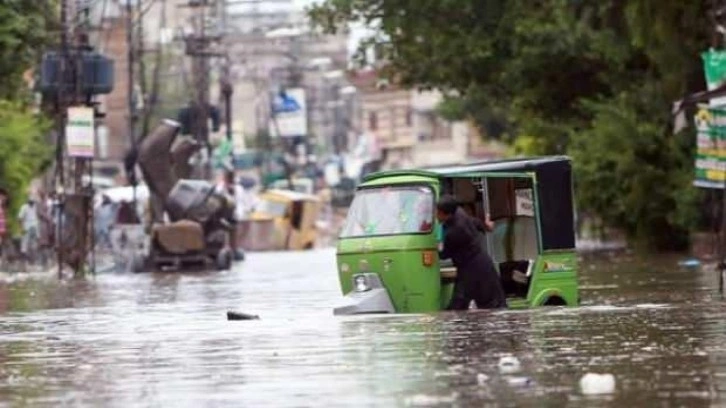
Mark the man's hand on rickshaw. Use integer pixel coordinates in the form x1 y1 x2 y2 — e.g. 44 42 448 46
484 213 495 231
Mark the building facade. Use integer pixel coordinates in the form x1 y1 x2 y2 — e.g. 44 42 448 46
347 69 415 169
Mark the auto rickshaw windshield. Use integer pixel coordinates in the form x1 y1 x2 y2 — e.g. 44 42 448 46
340 185 434 238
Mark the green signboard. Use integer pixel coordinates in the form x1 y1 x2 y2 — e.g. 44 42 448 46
696 50 726 189
694 107 726 188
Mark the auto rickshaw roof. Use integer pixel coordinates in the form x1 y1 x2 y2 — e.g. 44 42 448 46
425 155 571 176
362 156 571 182
361 155 575 252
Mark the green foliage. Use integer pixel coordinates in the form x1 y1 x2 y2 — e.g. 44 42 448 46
435 97 466 122
0 1 57 100
0 2 57 234
310 0 715 251
436 89 510 140
0 101 51 233
570 88 697 251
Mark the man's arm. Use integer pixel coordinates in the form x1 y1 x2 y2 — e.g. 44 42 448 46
437 225 451 259
439 234 452 260
471 213 494 233
472 217 486 233
439 225 459 260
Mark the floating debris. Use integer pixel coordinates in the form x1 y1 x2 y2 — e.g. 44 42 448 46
498 355 521 374
476 373 489 385
505 376 535 387
580 373 616 395
227 311 260 321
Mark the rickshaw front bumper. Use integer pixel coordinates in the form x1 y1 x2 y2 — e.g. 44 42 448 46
333 273 395 315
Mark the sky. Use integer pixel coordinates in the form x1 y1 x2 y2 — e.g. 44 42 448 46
295 0 372 59
229 0 373 58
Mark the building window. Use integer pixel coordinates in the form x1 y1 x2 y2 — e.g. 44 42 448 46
405 108 413 127
368 111 378 131
436 121 453 141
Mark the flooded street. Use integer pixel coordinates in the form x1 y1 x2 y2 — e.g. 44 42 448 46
0 248 725 407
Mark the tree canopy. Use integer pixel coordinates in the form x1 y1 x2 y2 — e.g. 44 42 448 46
0 2 57 230
310 0 714 250
0 102 51 229
0 1 56 100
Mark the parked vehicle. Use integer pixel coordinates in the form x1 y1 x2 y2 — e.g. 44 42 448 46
333 156 578 315
268 178 315 195
243 189 320 251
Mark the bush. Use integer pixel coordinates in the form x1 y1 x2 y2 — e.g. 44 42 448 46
0 101 51 233
569 91 698 251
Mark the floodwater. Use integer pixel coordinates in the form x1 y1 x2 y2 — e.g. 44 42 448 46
0 248 724 407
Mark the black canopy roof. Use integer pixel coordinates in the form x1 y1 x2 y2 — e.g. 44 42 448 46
427 156 575 251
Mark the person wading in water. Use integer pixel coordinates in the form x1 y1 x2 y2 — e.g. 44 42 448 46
436 195 507 310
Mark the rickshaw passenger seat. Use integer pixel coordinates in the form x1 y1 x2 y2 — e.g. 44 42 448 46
499 260 531 298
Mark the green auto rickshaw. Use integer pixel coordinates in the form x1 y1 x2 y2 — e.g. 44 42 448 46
333 156 579 315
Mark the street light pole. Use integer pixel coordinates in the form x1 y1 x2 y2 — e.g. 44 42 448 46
222 72 233 151
126 0 138 207
221 1 234 160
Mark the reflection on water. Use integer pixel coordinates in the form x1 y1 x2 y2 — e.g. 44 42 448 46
0 249 724 406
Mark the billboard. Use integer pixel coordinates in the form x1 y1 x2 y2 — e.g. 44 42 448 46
696 50 726 189
269 88 307 138
694 107 726 189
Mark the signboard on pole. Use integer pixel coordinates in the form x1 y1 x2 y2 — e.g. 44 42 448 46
695 50 726 189
703 49 726 108
66 106 95 158
694 107 726 189
269 88 307 138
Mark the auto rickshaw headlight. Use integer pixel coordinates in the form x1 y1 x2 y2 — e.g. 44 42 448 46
353 274 370 292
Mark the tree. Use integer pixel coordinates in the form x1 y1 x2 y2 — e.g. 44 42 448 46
0 102 52 232
570 89 699 251
0 2 57 100
309 0 715 250
436 90 510 141
0 2 57 230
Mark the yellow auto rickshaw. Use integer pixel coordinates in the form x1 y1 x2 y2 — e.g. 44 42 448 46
242 189 320 251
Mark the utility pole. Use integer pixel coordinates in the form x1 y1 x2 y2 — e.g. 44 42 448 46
220 0 234 161
182 0 222 179
55 0 69 278
73 1 96 277
127 0 138 206
45 0 114 277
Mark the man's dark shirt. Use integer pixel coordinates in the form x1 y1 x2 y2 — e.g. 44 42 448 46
439 207 507 309
440 208 487 268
